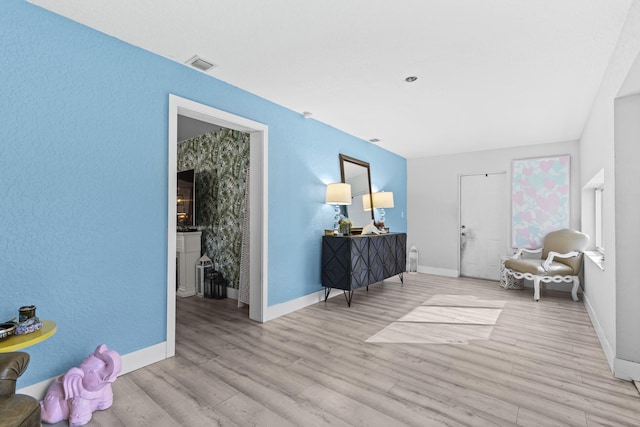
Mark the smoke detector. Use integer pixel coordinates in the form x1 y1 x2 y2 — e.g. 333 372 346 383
185 55 217 72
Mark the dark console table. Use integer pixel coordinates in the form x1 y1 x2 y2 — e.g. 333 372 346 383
321 232 407 306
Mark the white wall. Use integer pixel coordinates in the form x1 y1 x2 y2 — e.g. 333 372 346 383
614 94 640 371
407 140 580 277
579 0 640 379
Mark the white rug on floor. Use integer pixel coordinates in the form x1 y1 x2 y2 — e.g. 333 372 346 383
419 294 506 308
398 306 502 324
366 294 504 344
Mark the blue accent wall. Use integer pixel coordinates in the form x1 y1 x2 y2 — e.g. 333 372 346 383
0 0 406 386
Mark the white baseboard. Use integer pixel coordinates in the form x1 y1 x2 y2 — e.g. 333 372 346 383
263 277 419 322
119 342 168 376
17 377 55 401
263 288 343 322
417 265 460 278
614 357 640 381
583 293 615 373
18 342 169 400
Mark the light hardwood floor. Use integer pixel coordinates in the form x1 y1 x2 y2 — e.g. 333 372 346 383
82 274 639 426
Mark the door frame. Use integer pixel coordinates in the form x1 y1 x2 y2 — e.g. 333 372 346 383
166 94 268 357
457 171 508 277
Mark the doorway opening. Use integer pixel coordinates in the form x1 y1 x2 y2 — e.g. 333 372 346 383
166 94 268 358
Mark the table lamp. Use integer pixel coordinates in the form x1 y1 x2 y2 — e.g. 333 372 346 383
325 183 351 234
373 191 394 224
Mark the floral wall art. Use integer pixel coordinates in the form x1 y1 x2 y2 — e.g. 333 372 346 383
511 155 570 248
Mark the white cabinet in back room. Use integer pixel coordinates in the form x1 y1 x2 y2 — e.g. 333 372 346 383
176 231 202 297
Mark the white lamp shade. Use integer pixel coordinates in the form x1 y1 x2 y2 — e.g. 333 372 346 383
362 194 372 211
373 191 394 208
325 183 352 205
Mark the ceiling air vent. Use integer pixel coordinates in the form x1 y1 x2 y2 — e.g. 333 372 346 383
186 55 216 72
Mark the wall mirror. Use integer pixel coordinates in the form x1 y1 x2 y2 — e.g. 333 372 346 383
340 154 374 228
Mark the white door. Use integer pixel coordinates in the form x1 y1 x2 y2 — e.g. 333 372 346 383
460 173 507 280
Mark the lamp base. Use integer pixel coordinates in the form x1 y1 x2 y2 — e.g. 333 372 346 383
333 204 341 234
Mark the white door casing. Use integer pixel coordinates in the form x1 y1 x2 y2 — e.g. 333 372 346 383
167 94 268 358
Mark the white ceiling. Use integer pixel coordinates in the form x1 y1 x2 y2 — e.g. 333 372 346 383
29 0 633 159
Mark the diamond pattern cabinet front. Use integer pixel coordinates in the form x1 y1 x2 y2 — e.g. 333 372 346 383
321 233 406 292
395 233 407 274
349 237 370 289
381 234 398 280
321 235 368 290
368 235 386 283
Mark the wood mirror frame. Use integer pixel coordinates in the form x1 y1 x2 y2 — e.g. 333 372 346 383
339 154 374 230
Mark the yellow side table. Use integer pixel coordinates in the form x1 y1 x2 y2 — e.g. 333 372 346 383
0 320 56 353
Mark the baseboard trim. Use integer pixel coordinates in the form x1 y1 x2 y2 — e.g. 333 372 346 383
614 357 640 381
263 289 337 322
119 342 167 375
583 293 615 373
18 342 168 400
417 266 459 277
17 376 55 401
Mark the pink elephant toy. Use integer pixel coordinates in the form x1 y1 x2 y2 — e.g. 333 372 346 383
40 344 122 426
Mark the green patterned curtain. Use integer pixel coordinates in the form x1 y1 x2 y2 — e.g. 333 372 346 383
177 128 250 289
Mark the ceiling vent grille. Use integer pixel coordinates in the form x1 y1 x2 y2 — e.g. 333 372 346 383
186 55 216 72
